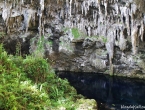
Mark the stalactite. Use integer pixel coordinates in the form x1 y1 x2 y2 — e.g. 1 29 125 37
23 9 32 32
104 0 108 16
1 0 145 74
38 0 44 37
140 20 144 41
74 0 78 13
119 29 127 52
131 25 140 55
21 0 24 4
69 0 72 17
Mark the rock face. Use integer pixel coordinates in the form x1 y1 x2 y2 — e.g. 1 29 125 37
1 0 145 78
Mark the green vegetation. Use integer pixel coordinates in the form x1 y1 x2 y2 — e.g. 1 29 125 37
62 27 81 39
0 44 84 110
37 36 45 51
71 28 80 39
91 35 99 39
30 36 45 57
48 41 52 45
0 32 6 39
16 42 21 56
63 27 107 41
101 36 107 43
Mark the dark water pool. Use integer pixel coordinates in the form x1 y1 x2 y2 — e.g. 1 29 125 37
57 71 145 110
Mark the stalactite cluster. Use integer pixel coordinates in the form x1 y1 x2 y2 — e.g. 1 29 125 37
1 0 145 75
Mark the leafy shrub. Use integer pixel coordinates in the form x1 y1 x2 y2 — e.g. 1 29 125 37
0 44 85 110
0 32 6 39
22 56 49 83
0 44 50 110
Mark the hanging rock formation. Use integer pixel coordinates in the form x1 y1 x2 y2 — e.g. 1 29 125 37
1 0 145 78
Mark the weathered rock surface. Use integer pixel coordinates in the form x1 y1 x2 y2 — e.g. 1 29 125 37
1 0 145 78
76 98 97 110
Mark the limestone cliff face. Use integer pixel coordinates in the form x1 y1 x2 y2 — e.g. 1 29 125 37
1 0 145 78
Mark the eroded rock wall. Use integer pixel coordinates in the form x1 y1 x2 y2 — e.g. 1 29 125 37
1 0 145 78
